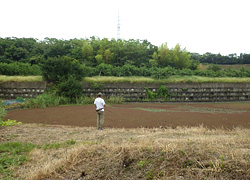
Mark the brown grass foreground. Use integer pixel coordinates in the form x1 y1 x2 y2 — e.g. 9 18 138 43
1 124 250 180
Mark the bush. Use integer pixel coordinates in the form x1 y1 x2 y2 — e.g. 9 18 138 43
0 62 41 76
156 85 169 100
145 88 157 100
56 75 83 103
23 93 70 108
208 64 222 72
40 56 85 83
106 96 124 104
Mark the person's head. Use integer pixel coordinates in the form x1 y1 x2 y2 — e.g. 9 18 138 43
97 92 102 97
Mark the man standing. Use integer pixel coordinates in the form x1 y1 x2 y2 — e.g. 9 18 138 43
94 92 106 130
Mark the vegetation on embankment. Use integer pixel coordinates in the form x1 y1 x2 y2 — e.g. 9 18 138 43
0 75 43 82
0 124 249 180
1 75 250 83
85 75 250 83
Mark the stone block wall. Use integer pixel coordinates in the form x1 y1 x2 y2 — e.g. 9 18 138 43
0 82 46 99
1 81 250 102
82 82 250 102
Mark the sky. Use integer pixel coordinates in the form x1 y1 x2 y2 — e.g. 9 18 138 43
1 0 250 55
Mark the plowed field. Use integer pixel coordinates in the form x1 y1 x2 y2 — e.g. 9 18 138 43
5 102 250 129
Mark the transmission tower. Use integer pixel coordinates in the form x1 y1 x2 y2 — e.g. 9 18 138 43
117 11 121 40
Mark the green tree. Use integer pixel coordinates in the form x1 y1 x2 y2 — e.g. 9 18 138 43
40 56 84 83
171 44 193 69
157 43 171 67
82 40 93 62
95 54 104 65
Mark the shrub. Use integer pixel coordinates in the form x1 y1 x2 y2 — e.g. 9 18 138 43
106 96 124 104
0 62 41 76
23 93 70 108
156 85 169 100
145 88 157 100
56 75 83 103
208 64 222 72
40 56 85 83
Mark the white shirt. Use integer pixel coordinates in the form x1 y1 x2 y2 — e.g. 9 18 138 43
94 97 105 111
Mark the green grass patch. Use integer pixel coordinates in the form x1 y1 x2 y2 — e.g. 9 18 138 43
0 75 43 82
0 142 37 179
42 140 76 150
0 140 77 179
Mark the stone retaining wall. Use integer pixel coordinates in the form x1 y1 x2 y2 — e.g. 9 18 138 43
0 82 46 99
1 81 250 102
83 82 250 102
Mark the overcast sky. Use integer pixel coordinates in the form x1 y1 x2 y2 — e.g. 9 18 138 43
1 0 250 55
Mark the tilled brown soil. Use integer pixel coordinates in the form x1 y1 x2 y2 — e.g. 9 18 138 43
5 102 250 129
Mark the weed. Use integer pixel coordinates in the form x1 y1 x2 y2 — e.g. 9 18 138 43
220 155 225 169
0 142 36 179
144 87 157 100
138 160 145 169
0 119 22 127
145 170 155 180
90 82 104 90
106 96 124 104
23 92 70 108
42 140 77 150
144 85 170 101
43 143 62 150
138 159 151 169
66 139 76 145
182 159 194 168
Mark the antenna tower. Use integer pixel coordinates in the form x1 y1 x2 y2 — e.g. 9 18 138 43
117 12 121 40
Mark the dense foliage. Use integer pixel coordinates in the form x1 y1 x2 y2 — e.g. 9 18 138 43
0 37 250 78
191 52 250 64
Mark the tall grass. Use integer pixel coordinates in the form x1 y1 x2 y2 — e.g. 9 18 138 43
22 94 124 109
0 75 43 82
166 75 250 83
84 75 250 83
23 93 71 108
0 99 6 121
1 75 249 83
84 76 162 83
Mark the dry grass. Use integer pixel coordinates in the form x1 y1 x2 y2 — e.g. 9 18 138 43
199 64 250 70
84 76 250 84
84 76 161 83
1 124 249 180
0 75 43 82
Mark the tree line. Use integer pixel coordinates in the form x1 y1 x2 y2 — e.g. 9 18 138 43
1 37 249 67
0 37 250 78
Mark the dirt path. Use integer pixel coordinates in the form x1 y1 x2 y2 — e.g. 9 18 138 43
5 102 250 129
